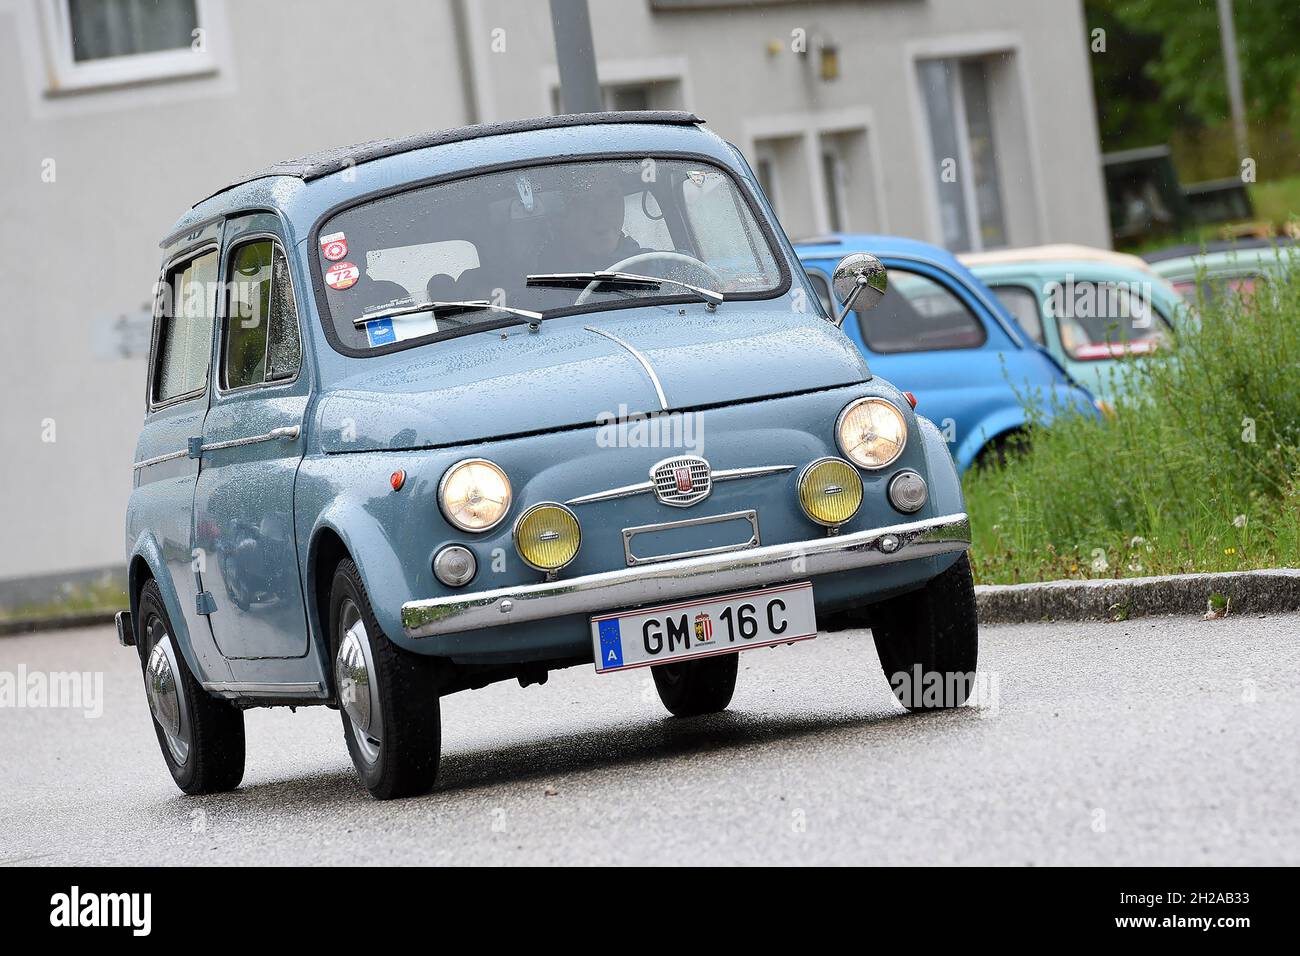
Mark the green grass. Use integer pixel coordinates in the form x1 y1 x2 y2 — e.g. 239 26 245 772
0 579 127 623
964 246 1300 584
1252 175 1300 224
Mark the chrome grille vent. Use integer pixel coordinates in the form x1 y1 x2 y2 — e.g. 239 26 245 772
650 456 712 507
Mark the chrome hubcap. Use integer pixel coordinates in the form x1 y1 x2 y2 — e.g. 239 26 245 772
336 599 382 767
145 619 191 765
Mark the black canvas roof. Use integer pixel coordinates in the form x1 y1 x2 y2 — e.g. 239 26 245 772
199 111 705 206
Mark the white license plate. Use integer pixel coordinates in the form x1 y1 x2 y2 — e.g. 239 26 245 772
591 582 817 673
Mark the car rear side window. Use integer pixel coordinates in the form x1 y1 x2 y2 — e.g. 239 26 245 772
855 268 987 353
989 284 1045 344
222 239 301 390
153 249 218 404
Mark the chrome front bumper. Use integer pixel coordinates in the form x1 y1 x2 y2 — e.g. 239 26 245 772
401 512 970 639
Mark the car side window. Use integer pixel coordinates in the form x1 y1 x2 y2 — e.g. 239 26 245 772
153 249 218 405
855 268 987 353
806 271 834 316
989 284 1045 344
222 239 301 390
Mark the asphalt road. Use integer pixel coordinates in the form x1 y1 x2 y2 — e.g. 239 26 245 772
2 613 1297 866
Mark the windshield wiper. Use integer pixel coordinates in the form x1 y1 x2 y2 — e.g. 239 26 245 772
353 299 545 329
526 271 724 310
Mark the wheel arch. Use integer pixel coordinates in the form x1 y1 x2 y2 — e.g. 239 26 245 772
127 530 204 677
307 524 352 665
954 407 1030 472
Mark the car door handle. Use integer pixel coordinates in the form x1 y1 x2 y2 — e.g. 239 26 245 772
189 425 301 457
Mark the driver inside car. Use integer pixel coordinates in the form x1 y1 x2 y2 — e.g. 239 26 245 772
543 172 649 273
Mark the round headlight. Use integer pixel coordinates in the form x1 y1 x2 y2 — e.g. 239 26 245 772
439 459 512 532
837 398 907 469
798 457 864 527
513 503 581 572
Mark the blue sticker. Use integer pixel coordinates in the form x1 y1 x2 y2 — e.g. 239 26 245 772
364 317 396 348
598 619 623 669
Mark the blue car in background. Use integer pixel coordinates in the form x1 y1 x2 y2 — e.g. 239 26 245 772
796 234 1100 472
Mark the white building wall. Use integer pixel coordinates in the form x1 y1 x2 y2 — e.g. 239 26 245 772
0 0 1107 585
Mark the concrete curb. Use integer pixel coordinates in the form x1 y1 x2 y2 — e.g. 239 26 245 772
2 569 1298 635
0 610 119 638
976 569 1300 624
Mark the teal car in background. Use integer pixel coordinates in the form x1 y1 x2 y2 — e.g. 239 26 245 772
961 245 1185 399
1143 238 1297 305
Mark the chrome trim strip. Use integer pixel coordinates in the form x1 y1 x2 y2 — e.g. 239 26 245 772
565 464 795 507
132 449 190 470
623 509 760 566
201 680 325 698
715 464 797 481
584 326 669 410
566 480 654 506
199 424 300 453
402 511 971 639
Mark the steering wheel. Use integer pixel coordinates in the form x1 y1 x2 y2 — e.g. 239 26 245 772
574 251 724 305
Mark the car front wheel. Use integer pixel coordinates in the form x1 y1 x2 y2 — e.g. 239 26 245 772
137 580 246 794
868 553 979 711
652 653 739 717
330 559 441 800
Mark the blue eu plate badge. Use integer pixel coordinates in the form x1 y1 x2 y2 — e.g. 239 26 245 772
597 619 623 669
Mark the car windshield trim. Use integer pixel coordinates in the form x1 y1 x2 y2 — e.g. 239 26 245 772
308 151 792 359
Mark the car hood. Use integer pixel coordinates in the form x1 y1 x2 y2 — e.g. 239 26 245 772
317 309 869 452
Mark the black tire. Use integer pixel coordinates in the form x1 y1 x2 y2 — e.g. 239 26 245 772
136 580 245 794
329 559 441 800
652 653 739 717
868 553 979 711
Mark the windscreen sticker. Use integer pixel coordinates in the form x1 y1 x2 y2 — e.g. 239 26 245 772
325 261 359 290
364 317 397 348
686 170 706 187
320 232 349 261
362 312 439 347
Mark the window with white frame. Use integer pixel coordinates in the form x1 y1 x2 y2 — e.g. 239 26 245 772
918 57 1007 252
41 0 217 93
549 79 681 115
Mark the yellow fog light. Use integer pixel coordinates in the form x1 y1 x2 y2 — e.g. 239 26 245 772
798 457 864 527
513 503 581 572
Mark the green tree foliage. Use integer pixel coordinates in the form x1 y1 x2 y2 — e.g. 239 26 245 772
1086 0 1300 148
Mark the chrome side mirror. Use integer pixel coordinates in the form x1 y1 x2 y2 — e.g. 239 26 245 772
831 253 887 326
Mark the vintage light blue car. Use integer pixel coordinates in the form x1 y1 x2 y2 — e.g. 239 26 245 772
122 112 977 800
1143 238 1298 305
960 244 1185 400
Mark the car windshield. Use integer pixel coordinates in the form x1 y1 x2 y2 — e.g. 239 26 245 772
1047 280 1171 361
317 157 783 351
